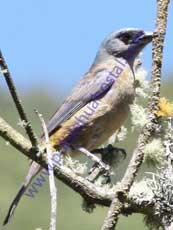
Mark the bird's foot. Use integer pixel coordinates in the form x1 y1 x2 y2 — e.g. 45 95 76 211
92 144 127 166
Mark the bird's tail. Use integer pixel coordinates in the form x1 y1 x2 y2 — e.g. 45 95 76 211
3 161 42 225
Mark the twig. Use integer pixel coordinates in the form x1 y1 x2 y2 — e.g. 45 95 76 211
101 0 170 229
78 147 110 172
0 50 38 149
35 110 57 230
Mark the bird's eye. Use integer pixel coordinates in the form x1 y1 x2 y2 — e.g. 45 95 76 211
120 34 131 44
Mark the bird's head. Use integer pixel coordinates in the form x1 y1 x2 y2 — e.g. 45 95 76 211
94 28 153 66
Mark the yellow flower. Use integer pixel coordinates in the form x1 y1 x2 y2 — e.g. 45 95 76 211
156 97 173 117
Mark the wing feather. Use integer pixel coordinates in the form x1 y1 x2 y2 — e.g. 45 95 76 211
47 66 115 135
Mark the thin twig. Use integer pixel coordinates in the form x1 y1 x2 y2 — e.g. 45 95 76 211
35 110 57 230
0 50 38 149
78 147 110 172
101 0 170 229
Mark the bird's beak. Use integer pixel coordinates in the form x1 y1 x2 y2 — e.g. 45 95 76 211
140 31 153 44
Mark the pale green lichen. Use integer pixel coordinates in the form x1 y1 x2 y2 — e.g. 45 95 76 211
17 118 28 128
64 156 88 175
116 126 128 142
130 63 149 131
130 103 148 131
143 138 165 167
129 180 154 202
135 67 149 99
144 167 173 229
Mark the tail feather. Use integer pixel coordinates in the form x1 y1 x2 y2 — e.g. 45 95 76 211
3 185 26 225
3 161 42 225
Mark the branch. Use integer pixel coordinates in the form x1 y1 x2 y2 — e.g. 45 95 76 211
0 50 39 149
0 115 113 206
101 0 170 229
36 111 57 230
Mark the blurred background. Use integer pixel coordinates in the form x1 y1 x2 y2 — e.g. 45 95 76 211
0 0 172 229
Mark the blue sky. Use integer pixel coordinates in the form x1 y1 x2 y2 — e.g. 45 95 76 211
0 0 172 94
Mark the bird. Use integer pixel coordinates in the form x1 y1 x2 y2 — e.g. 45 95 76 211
3 28 153 225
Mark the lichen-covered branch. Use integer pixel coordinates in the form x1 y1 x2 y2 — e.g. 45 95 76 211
0 115 113 206
101 0 170 229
